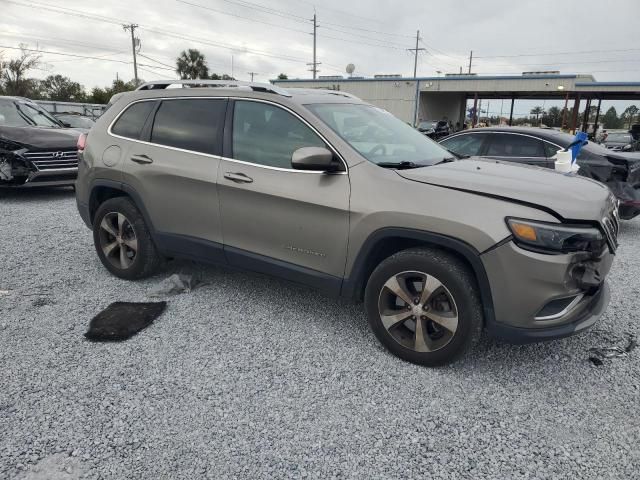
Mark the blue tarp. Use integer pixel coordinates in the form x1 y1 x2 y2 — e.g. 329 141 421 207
570 131 589 163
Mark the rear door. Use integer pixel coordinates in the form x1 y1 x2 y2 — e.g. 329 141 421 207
217 99 350 293
117 97 228 260
483 132 550 168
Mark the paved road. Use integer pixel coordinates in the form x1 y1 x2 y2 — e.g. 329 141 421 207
1 188 638 479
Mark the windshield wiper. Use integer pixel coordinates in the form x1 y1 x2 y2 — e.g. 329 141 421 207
376 161 423 170
433 156 457 165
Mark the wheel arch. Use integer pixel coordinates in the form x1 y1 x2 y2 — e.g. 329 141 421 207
89 180 155 235
341 227 496 326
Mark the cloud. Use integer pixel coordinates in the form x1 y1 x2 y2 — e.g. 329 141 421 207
1 0 638 89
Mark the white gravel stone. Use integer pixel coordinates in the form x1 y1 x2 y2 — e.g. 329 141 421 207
1 187 639 479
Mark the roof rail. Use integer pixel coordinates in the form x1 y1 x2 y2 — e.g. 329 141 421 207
135 79 291 97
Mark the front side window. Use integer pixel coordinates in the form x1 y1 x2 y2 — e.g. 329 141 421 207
111 101 155 140
544 142 561 158
232 100 324 168
486 134 545 157
306 103 452 166
440 134 486 157
151 99 225 155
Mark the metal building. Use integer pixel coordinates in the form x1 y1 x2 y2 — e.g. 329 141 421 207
273 74 640 131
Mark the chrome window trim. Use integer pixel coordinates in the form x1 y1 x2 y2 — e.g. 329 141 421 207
442 130 564 158
107 96 348 175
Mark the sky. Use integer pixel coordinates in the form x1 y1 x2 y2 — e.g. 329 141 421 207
1 0 639 114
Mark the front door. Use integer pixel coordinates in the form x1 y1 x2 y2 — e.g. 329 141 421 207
217 99 350 293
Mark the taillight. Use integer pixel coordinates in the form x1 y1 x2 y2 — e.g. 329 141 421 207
77 133 87 151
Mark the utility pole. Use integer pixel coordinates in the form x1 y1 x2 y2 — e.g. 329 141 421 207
248 72 259 82
408 30 426 78
307 13 320 79
123 24 139 85
468 50 473 74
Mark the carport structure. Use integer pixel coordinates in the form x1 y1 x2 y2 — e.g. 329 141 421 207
272 74 640 131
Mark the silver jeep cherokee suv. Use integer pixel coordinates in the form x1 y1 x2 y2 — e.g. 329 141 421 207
76 80 618 366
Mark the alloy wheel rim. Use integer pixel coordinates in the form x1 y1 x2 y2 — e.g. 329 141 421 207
98 212 138 270
377 270 458 353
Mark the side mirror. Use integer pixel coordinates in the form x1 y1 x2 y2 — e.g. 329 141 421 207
291 147 340 172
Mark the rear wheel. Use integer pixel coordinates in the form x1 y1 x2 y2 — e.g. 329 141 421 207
93 197 161 280
365 248 482 366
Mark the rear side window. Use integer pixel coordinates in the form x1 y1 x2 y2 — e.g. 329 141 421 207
111 101 155 140
440 133 485 156
151 99 226 155
544 142 561 157
486 134 545 157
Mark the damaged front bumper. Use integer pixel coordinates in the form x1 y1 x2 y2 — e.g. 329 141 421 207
0 148 78 188
481 240 614 344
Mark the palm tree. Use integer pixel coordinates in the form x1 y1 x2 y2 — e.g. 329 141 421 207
176 49 209 80
530 106 544 126
547 106 561 127
622 105 639 129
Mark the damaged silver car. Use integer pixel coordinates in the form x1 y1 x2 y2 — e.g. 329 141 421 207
0 96 81 188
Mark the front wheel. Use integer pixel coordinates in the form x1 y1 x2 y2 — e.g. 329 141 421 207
92 197 162 280
364 248 482 366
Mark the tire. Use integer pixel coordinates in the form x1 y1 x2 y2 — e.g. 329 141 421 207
92 196 162 280
364 248 482 367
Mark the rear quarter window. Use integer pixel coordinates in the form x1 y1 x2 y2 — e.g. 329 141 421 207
111 101 155 140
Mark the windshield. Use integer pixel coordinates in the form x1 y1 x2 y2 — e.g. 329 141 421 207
306 103 453 166
607 133 632 142
56 115 95 128
0 100 62 128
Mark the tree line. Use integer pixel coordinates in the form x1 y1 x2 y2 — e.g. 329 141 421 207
508 105 638 129
0 46 289 104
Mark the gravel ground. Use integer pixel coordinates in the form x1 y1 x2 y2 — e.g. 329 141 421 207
1 188 639 480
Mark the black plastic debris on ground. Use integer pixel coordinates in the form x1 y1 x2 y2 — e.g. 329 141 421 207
588 333 637 366
589 356 604 366
85 302 167 342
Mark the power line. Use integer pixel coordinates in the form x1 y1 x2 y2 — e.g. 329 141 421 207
476 58 640 68
137 53 176 70
175 0 411 49
6 0 311 65
0 44 176 73
475 47 640 59
175 0 309 34
0 44 133 65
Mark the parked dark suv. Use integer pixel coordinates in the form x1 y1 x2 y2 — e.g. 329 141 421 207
440 127 640 219
76 81 617 366
0 96 81 188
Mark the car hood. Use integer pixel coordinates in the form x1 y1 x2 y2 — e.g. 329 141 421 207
396 158 613 221
0 125 80 151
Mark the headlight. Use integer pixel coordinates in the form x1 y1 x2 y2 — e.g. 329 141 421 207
623 144 632 151
506 218 605 254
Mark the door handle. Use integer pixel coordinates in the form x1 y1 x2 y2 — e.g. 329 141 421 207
130 154 153 164
223 172 253 183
